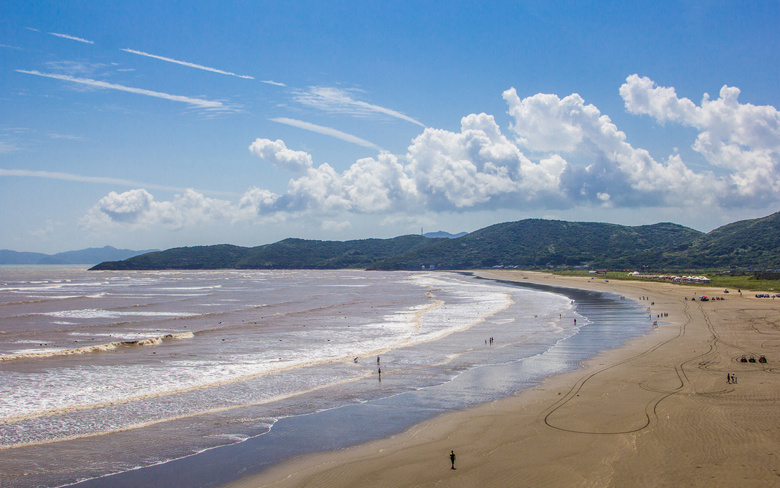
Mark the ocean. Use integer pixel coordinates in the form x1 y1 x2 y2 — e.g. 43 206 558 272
0 267 651 487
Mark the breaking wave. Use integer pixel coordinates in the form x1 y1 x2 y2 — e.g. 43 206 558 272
0 332 194 362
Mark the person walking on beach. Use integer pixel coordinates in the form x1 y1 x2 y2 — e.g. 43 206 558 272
450 450 456 469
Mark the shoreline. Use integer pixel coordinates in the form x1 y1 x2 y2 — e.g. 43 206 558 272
225 270 780 487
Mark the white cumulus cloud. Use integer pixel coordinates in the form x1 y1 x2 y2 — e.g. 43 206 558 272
406 113 568 210
620 74 780 203
504 85 714 206
81 189 234 230
342 153 418 213
249 138 313 173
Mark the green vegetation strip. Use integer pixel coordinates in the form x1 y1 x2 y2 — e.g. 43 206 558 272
551 270 779 293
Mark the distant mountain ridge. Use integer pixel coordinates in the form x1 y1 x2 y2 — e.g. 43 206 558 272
0 246 158 265
90 211 780 271
423 230 468 239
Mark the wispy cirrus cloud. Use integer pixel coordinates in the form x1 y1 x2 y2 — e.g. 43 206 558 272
0 168 186 192
0 168 238 197
47 133 85 141
293 86 424 127
121 48 285 86
16 70 229 111
48 32 94 44
45 60 104 77
0 142 19 153
271 117 383 150
121 48 258 81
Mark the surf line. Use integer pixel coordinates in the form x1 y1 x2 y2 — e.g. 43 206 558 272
0 332 195 362
1 275 515 441
0 372 375 451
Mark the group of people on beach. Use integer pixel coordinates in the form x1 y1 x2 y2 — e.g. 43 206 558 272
727 373 737 384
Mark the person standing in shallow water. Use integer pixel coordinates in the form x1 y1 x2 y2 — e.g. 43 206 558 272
450 450 456 469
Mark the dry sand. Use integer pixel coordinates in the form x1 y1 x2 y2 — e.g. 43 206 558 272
224 271 780 487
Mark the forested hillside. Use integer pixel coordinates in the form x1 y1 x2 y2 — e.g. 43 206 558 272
91 211 780 271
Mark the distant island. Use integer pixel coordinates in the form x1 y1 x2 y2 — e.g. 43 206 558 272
0 246 157 266
90 211 780 272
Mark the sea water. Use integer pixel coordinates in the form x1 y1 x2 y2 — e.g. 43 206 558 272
0 267 651 487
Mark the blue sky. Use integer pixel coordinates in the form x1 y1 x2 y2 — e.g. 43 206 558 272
1 1 779 253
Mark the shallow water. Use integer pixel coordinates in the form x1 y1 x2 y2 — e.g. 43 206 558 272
0 267 651 487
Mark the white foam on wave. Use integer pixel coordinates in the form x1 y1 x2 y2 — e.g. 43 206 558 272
2 281 113 295
9 347 62 355
0 332 195 364
113 293 209 298
155 285 222 291
68 331 184 340
320 284 370 288
206 433 252 443
0 284 63 292
29 295 83 300
42 309 198 319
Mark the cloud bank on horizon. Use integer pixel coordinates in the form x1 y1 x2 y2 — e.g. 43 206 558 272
80 75 780 232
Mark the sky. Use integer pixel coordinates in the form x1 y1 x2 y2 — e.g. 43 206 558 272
1 1 779 254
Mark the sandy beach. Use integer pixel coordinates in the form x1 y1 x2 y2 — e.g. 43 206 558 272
225 270 780 487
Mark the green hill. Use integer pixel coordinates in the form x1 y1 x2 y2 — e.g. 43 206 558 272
90 211 780 271
92 236 433 270
673 212 780 269
369 220 703 270
91 244 250 270
235 236 434 269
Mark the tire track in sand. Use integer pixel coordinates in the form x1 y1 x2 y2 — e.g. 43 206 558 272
542 299 704 435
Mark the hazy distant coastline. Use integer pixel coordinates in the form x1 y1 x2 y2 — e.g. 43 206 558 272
0 246 157 266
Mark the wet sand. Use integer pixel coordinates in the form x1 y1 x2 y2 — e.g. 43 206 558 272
225 270 780 487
